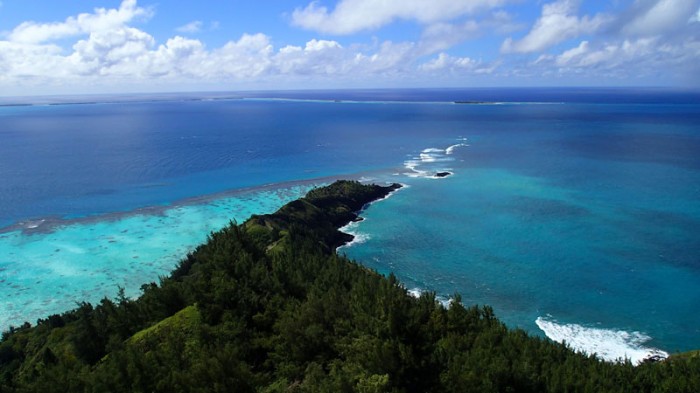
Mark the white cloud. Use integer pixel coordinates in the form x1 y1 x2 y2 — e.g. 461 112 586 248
275 39 349 75
420 52 477 71
419 21 481 55
176 21 203 34
501 0 610 53
7 0 151 44
420 52 498 75
1 0 699 93
569 38 654 69
489 10 523 34
70 27 156 75
291 0 507 34
304 39 342 51
621 0 699 36
0 10 431 90
0 41 65 78
519 0 700 83
530 35 700 84
417 11 522 56
554 40 592 66
211 34 274 78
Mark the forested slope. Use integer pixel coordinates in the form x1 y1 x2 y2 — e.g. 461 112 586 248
1 181 698 392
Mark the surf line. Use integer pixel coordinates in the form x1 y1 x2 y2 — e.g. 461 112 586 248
403 138 469 179
536 316 669 365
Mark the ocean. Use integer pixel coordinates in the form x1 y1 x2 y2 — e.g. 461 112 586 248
1 88 699 363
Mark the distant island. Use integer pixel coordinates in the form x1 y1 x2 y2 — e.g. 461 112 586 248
1 180 698 392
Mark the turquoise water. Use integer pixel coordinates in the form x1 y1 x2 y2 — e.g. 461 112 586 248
0 183 321 329
341 103 700 362
1 89 699 363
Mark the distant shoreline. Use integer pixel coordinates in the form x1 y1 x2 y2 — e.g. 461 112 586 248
2 87 698 107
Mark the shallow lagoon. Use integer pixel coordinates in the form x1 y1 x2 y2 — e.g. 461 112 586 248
0 183 321 329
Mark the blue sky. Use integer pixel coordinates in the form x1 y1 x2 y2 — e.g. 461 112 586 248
0 0 699 95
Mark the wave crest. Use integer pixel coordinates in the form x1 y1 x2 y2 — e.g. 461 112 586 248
535 316 668 364
407 287 452 308
404 139 468 178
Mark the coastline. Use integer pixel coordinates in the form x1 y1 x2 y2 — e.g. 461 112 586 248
0 177 400 332
2 180 697 392
2 94 699 365
337 182 406 251
0 168 400 236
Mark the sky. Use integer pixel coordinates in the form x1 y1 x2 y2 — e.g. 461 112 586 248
0 0 699 95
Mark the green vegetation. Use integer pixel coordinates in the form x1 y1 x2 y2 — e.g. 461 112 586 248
1 180 698 392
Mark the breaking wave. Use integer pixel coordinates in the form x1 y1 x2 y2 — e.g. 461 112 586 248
536 316 669 364
407 287 452 308
403 138 468 179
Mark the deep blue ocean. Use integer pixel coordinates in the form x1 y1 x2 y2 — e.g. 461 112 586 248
1 88 699 363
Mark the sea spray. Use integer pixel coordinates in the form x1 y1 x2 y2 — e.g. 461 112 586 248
407 287 452 308
337 181 405 252
535 316 669 364
403 141 469 178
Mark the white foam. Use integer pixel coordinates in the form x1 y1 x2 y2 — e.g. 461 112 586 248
22 219 46 229
419 153 438 162
337 183 405 251
535 316 669 364
407 287 453 308
403 139 469 179
446 143 469 155
403 159 431 178
408 288 423 298
438 297 452 308
347 231 370 245
337 221 371 250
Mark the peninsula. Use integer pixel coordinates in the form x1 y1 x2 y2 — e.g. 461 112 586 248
1 181 698 392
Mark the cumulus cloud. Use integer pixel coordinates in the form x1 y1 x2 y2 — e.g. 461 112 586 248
0 0 445 90
176 21 203 34
418 21 481 55
7 0 151 44
1 0 699 93
275 39 351 75
291 0 507 34
71 27 159 78
530 34 700 84
0 41 66 79
417 10 523 56
620 0 700 36
528 0 700 80
501 0 610 53
420 53 500 76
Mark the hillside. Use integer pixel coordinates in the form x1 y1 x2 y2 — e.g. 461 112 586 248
1 180 698 392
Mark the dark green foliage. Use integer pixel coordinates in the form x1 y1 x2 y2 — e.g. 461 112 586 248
0 180 698 392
